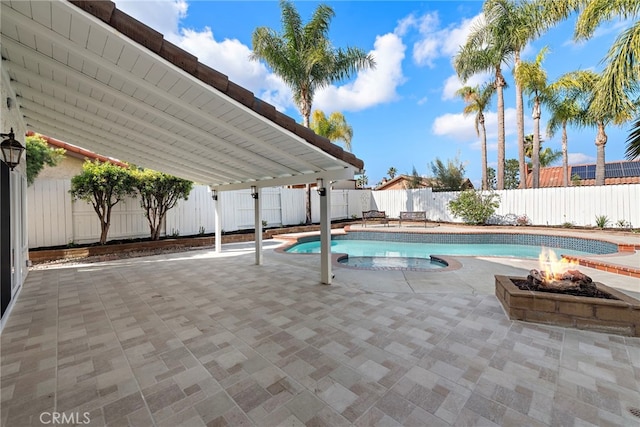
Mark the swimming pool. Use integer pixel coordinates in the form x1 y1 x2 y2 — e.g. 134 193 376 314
286 239 598 258
283 231 619 269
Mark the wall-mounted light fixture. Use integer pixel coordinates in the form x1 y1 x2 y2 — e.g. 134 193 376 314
0 128 24 170
251 185 258 199
316 178 326 196
211 190 218 201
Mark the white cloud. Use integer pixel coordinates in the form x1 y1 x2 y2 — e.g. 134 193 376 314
314 33 406 112
176 28 294 111
432 108 524 143
440 15 483 57
432 112 476 141
396 12 482 67
441 72 492 100
568 153 595 165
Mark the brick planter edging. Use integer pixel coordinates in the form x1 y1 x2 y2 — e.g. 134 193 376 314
495 275 640 337
29 222 356 264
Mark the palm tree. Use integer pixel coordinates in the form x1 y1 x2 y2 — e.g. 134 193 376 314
546 73 585 186
455 3 516 190
524 135 561 167
484 0 542 189
456 83 495 190
559 70 633 185
251 0 375 127
514 47 551 188
251 0 374 223
536 0 638 160
310 110 353 151
387 167 397 179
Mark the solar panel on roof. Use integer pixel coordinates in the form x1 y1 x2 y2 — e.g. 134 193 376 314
606 163 623 178
622 161 640 177
585 165 596 179
570 165 585 179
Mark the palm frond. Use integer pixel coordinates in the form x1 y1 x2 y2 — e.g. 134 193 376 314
625 116 640 159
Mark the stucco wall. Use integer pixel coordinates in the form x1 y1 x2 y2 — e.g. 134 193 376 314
38 155 84 180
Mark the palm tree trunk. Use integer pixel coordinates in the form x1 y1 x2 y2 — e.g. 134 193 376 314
532 100 541 188
495 68 506 190
480 113 488 191
515 51 527 189
562 121 569 187
595 121 607 186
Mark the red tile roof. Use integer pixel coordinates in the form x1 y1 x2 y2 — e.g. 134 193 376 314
27 131 129 168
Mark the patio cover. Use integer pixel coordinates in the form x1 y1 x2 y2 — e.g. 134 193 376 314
1 0 362 283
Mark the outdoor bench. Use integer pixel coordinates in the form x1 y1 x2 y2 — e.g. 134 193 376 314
399 211 428 227
362 210 389 227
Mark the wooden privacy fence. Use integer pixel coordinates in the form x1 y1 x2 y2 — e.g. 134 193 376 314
27 180 639 248
27 180 367 248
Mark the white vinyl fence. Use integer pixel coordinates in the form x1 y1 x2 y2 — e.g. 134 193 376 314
370 185 640 227
27 180 367 248
27 180 640 249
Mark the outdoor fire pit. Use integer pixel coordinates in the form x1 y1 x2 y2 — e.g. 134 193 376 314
495 249 640 337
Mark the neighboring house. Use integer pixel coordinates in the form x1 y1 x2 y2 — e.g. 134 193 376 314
375 175 434 190
526 161 640 188
28 131 128 180
375 175 474 191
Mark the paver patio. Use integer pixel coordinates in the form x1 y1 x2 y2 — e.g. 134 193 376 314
1 230 639 426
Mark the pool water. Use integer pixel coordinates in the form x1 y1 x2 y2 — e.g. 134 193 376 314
285 239 595 259
342 256 447 269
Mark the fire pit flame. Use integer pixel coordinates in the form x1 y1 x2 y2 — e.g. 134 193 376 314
537 247 579 282
529 248 595 293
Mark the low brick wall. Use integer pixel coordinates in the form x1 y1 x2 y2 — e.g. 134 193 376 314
495 275 640 337
29 222 355 264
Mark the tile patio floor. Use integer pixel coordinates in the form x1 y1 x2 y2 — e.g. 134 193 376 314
2 233 639 426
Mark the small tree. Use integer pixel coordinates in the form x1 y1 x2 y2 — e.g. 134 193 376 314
430 155 466 191
489 160 521 190
387 167 397 179
25 134 65 185
448 190 500 225
356 169 368 188
132 169 193 240
406 166 423 189
70 160 136 244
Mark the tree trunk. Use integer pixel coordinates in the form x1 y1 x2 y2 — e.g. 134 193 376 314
515 51 526 189
495 68 506 190
100 221 110 245
480 113 488 191
595 121 607 186
562 121 569 187
531 100 541 189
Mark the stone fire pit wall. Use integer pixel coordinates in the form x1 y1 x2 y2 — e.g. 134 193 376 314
495 275 640 337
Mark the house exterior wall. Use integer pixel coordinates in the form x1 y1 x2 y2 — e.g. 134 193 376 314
1 66 29 330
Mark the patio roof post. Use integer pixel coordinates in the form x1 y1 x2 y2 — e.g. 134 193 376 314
253 186 263 265
213 190 221 253
319 180 332 284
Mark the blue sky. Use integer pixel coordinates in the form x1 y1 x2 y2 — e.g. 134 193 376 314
115 0 633 187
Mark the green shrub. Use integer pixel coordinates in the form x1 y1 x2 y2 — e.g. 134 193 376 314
595 215 610 229
448 190 500 225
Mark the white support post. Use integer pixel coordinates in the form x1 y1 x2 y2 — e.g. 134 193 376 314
319 185 332 284
214 191 221 253
254 187 263 265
